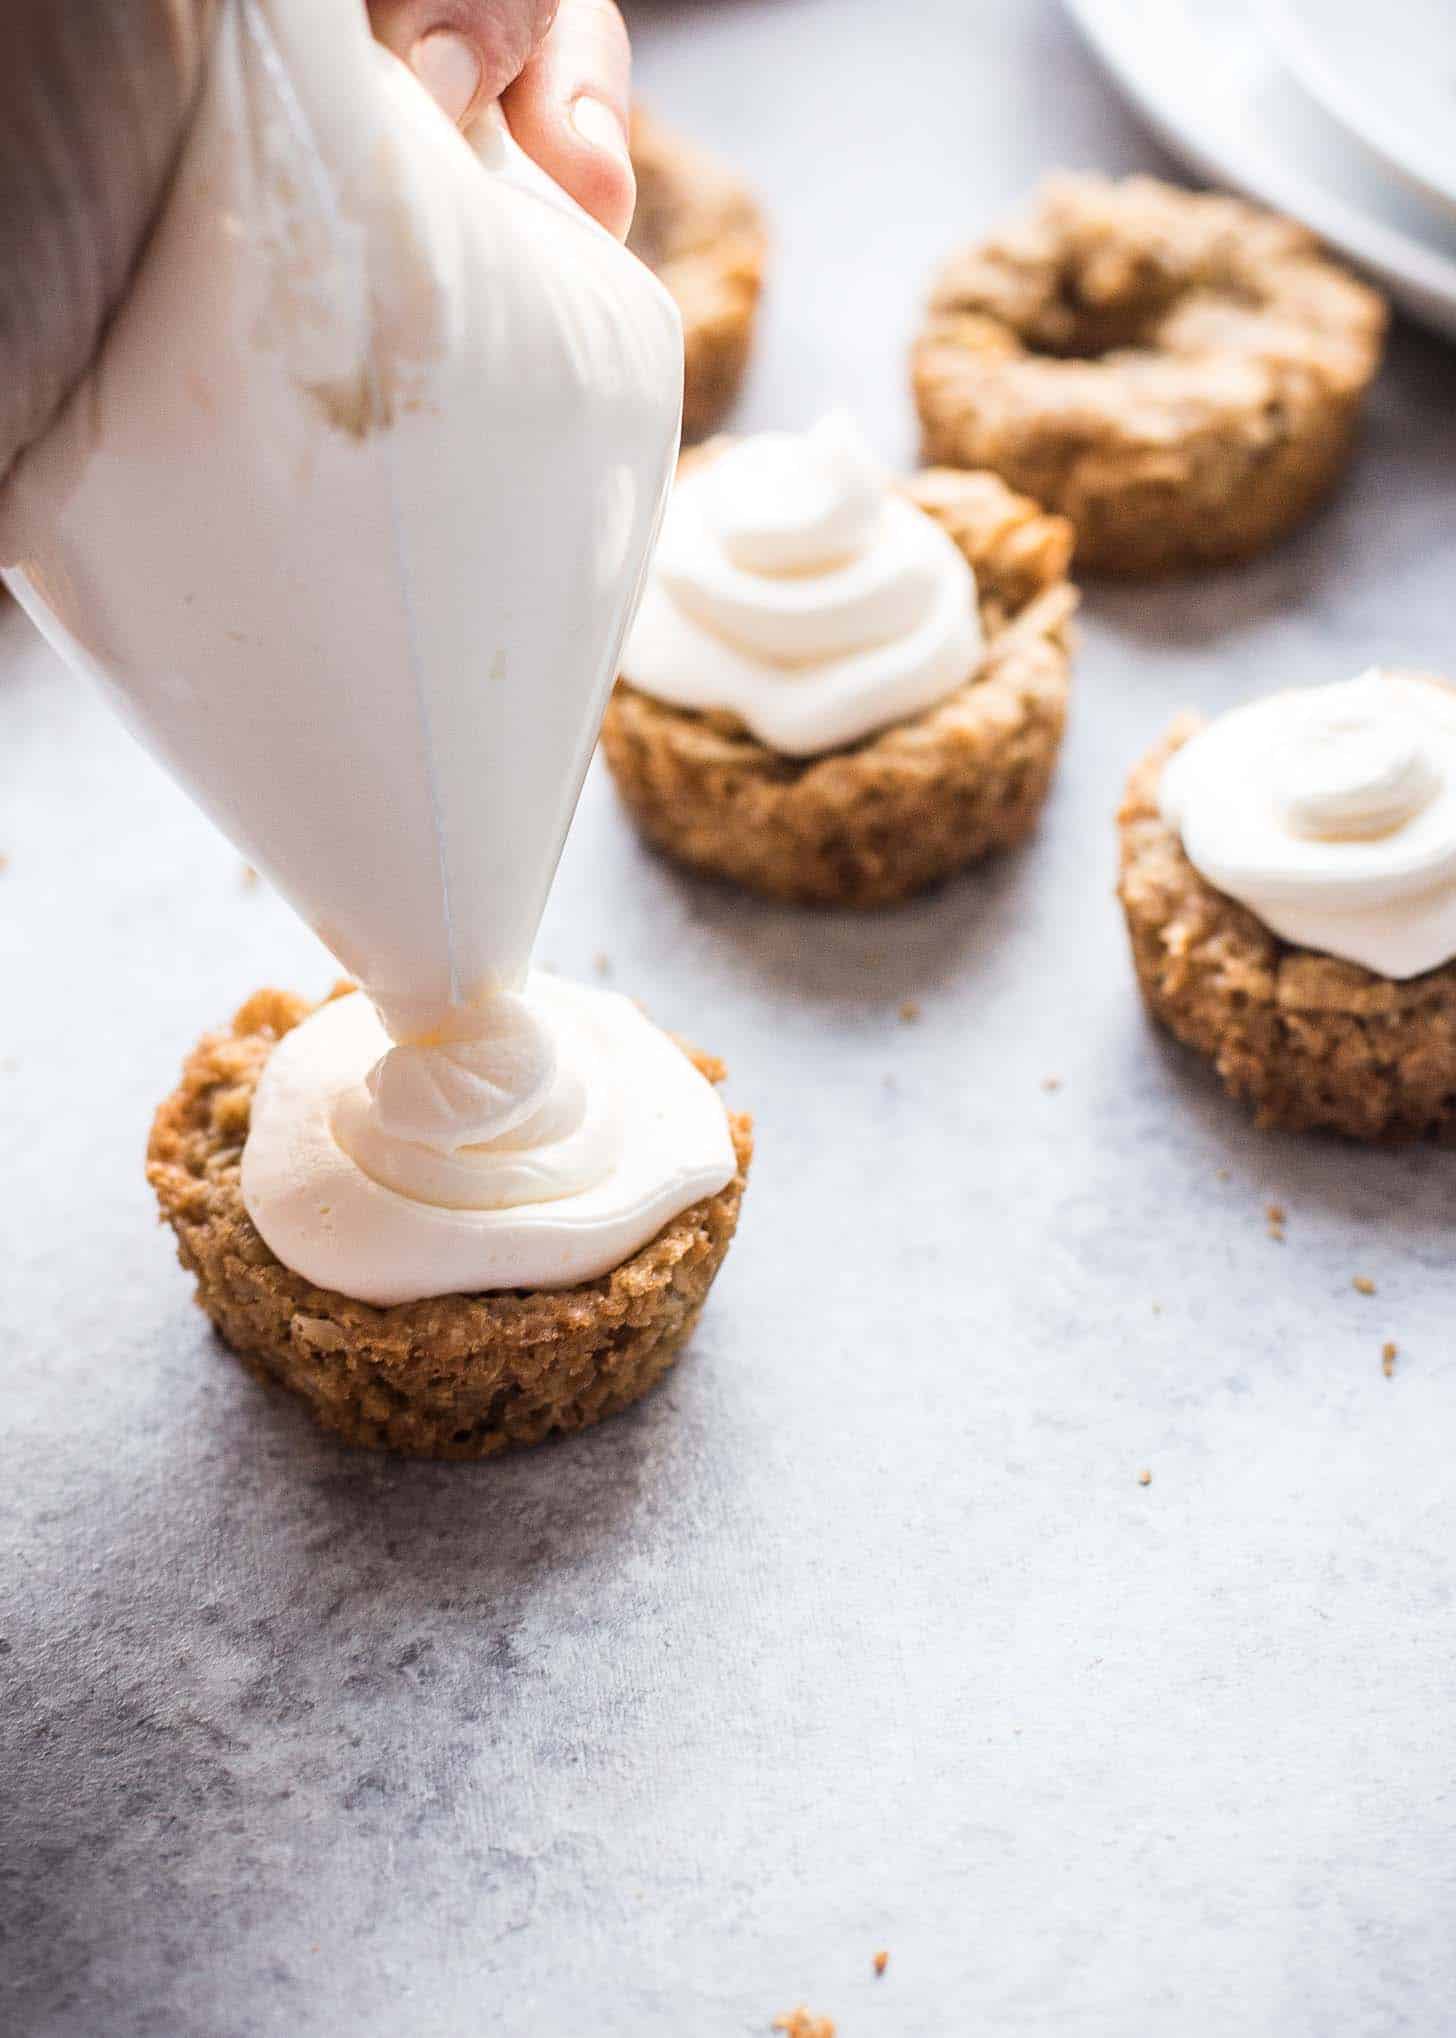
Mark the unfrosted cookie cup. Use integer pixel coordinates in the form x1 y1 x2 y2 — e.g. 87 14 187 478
627 107 768 442
601 452 1076 908
147 988 753 1458
1119 699 1456 1140
914 174 1386 577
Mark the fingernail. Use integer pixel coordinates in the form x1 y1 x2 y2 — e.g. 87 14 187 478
411 30 482 125
571 94 630 164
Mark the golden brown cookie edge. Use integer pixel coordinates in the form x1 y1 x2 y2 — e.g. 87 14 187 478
1118 716 1456 1138
628 106 768 443
912 172 1387 577
602 458 1077 907
146 990 753 1458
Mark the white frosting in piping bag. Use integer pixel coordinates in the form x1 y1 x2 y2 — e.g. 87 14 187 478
2 0 736 1300
621 414 984 755
1160 670 1456 979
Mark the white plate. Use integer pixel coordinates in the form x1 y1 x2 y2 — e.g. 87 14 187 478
1063 0 1456 339
1268 0 1456 217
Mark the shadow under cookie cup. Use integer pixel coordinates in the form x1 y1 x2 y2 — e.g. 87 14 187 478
627 107 768 444
146 988 753 1459
1118 718 1456 1140
600 457 1078 909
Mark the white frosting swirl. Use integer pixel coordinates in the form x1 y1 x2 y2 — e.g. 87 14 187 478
1159 670 1456 978
620 414 984 756
242 975 736 1306
332 990 621 1211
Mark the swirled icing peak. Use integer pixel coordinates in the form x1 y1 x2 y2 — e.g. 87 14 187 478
1159 669 1456 979
243 976 736 1304
365 992 558 1153
621 414 984 755
1275 707 1440 843
333 987 620 1214
704 411 883 573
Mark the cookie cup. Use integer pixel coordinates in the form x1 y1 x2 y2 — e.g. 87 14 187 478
1119 714 1456 1139
914 174 1386 577
601 458 1076 908
628 107 768 442
147 988 753 1457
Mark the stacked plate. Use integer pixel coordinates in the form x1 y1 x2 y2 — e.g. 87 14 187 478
1062 0 1456 338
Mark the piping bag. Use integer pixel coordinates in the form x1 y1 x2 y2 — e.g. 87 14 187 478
0 0 684 1044
0 0 733 1307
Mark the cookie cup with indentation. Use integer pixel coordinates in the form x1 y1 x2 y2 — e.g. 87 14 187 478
627 107 768 442
147 988 753 1458
913 174 1386 577
600 446 1077 908
1118 697 1456 1139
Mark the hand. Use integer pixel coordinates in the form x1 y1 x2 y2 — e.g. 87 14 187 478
371 1 636 241
0 0 634 500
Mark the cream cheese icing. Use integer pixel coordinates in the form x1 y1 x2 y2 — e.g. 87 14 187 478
1159 669 1456 979
2 0 735 1300
244 979 734 1306
336 989 621 1211
620 413 985 756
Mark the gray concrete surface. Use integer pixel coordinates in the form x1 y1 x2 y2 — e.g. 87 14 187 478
4 1 1456 2032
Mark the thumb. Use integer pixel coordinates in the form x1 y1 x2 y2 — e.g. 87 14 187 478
367 1 559 125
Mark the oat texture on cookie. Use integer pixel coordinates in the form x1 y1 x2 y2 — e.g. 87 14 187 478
914 174 1386 576
628 107 769 442
602 445 1077 907
1118 719 1456 1139
147 991 753 1458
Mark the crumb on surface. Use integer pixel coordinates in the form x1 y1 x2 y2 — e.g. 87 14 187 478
873 1951 889 1977
593 950 612 978
899 1000 921 1024
1265 1200 1286 1242
1042 1075 1062 1091
1353 1275 1376 1296
240 863 258 888
1137 1468 1152 1487
773 2010 835 2038
1382 1342 1398 1377
1217 1168 1231 1181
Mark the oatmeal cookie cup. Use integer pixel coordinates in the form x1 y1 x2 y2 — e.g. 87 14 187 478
147 989 753 1458
601 456 1077 908
628 107 768 442
1119 718 1456 1139
914 174 1386 577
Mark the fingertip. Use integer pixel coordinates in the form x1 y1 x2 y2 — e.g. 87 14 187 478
568 95 637 238
503 89 636 239
501 0 636 237
410 29 484 125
